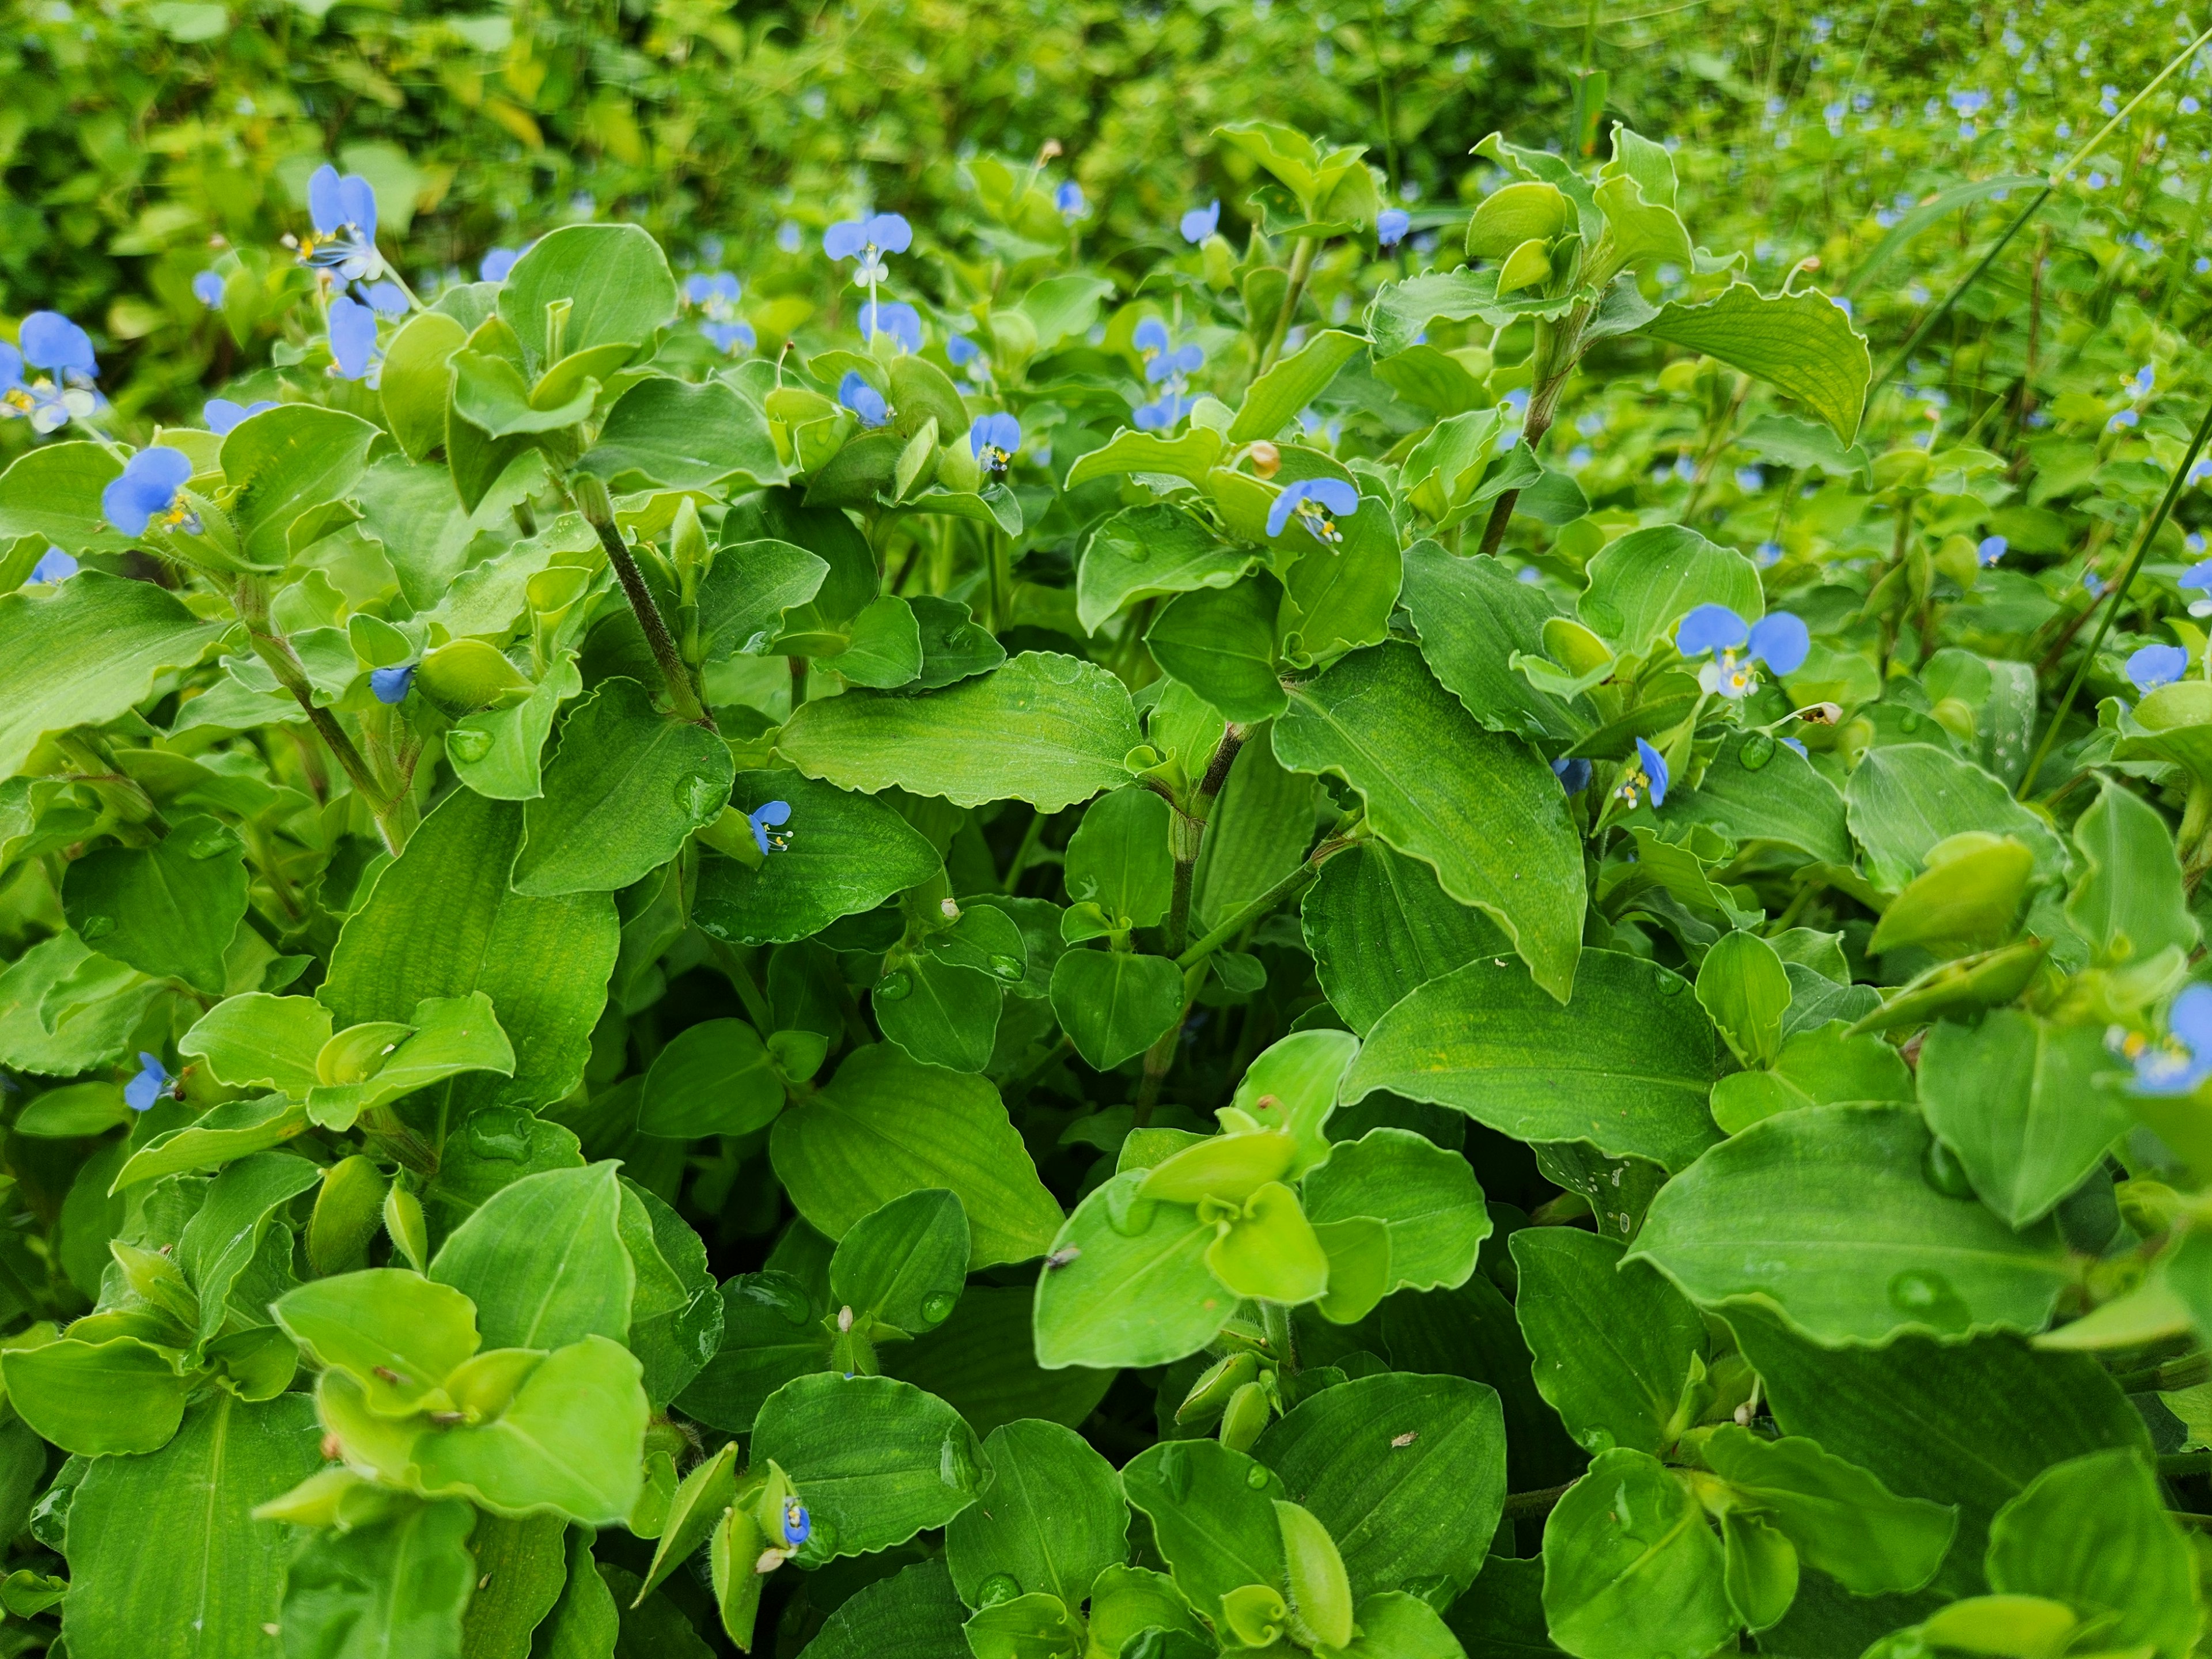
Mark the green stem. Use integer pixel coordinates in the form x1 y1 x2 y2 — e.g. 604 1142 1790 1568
707 938 777 1033
1257 236 1319 375
571 476 713 729
1503 1482 1577 1520
1369 0 1400 192
2018 393 2212 798
1260 1301 1299 1376
1175 816 1359 971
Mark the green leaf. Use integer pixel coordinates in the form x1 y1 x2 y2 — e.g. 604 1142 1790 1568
62 1393 325 1659
273 1268 482 1415
1251 1372 1506 1601
380 310 469 461
62 815 248 995
533 1525 620 1658
582 376 784 490
1718 1512 1798 1635
1917 1012 2134 1229
946 1419 1128 1609
796 1561 969 1659
452 349 598 437
673 1272 831 1435
751 1373 984 1558
1276 642 1585 1001
1032 1172 1227 1370
304 993 516 1131
0 571 226 780
282 1499 477 1659
1694 930 1791 1069
513 678 733 896
635 1441 737 1603
881 1286 1116 1441
619 1180 722 1411
1275 505 1403 668
177 1149 320 1358
910 595 1006 690
1048 949 1186 1071
1509 1228 1703 1457
219 406 384 567
1146 578 1288 725
1343 950 1721 1171
778 652 1141 812
1666 730 1852 865
1076 504 1253 636
819 593 923 689
181 993 331 1095
1302 1127 1488 1294
1065 427 1228 491
770 1044 1062 1268
1401 541 1595 744
1709 1020 1914 1133
695 771 941 946
0 441 127 556
1121 1440 1290 1626
498 224 677 364
697 538 830 661
459 1513 569 1659
1542 1447 1736 1659
1637 281 1870 442
1368 270 1511 356
323 786 619 1111
1229 329 1365 442
828 1188 969 1334
637 1018 784 1138
1062 785 1172 929
3 1336 190 1456
1845 744 2068 891
430 1164 634 1350
1301 842 1508 1036
1984 1449 2201 1658
1631 1106 2072 1343
1698 1423 1957 1595
2066 777 2198 967
1577 526 1763 660
113 1094 312 1190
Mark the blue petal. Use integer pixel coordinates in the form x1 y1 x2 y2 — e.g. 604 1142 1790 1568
863 213 912 253
1168 344 1206 375
860 301 921 354
2182 559 2212 594
204 399 249 435
20 312 96 378
124 1052 167 1112
328 296 378 381
1180 200 1220 243
2171 983 2212 1051
1305 477 1359 518
371 664 417 704
101 447 194 537
192 270 226 308
1977 534 2008 566
28 548 76 585
1377 207 1410 246
308 164 345 234
1748 612 1810 675
2127 643 2188 694
480 247 520 282
0 343 21 395
339 173 378 238
1551 757 1592 793
361 281 408 315
1637 737 1669 806
1675 603 1749 657
823 221 868 261
1132 317 1170 355
945 334 979 366
782 1499 811 1546
1265 479 1315 539
1055 181 1086 217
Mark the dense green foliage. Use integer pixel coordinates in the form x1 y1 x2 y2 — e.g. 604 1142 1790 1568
1 1 2211 1655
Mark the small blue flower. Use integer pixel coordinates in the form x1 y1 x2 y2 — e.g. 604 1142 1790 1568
1266 477 1360 543
838 371 890 429
191 270 226 308
2118 983 2212 1096
480 247 521 282
1675 604 1810 698
685 272 741 308
1145 343 1204 385
2127 364 2156 399
748 800 793 855
2127 643 2188 692
859 301 921 354
1134 317 1172 356
1734 465 1765 494
204 398 278 435
969 412 1020 476
1829 296 1853 318
2083 569 2107 599
1754 541 1783 567
1552 757 1592 793
2185 95 2204 115
124 1052 170 1112
1055 180 1087 220
101 448 198 539
2199 256 2212 275
824 213 912 261
2107 408 2139 433
1180 199 1221 244
2191 457 2212 486
702 320 756 354
1377 207 1411 247
1 312 100 433
26 548 76 585
301 164 382 282
1131 391 1193 431
945 333 982 368
328 295 380 382
360 280 408 316
1978 535 2008 566
779 1495 811 1547
2182 560 2212 618
1619 738 1668 809
371 663 417 704
21 312 96 380
1781 736 1808 757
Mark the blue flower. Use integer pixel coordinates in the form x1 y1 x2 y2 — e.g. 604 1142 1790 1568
1134 318 1204 384
702 320 756 354
1377 207 1410 247
945 333 982 368
480 247 521 282
748 800 793 855
124 1052 171 1112
1552 757 1592 793
685 272 741 308
1134 317 1171 356
361 281 408 316
301 164 382 282
1132 391 1193 431
1829 296 1853 317
838 371 890 429
2181 560 2212 618
781 1495 811 1548
192 270 226 308
101 448 198 538
204 398 278 435
2118 983 2212 1096
1734 466 1765 493
1266 477 1360 543
1055 180 1088 220
26 547 76 585
969 412 1020 476
1619 738 1668 809
2083 569 2107 599
1 312 100 433
825 213 911 286
329 295 380 382
1977 534 2008 566
2127 364 2156 400
859 300 921 354
1754 541 1783 567
371 664 417 704
1674 603 1811 698
1180 199 1221 243
21 312 96 380
2127 643 2188 693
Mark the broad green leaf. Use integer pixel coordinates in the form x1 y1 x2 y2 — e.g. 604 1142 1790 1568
498 224 677 364
449 653 583 803
1845 744 2068 891
636 1441 737 1603
828 1188 969 1335
619 1180 722 1411
430 1164 634 1350
1984 1449 2200 1658
2066 777 2197 967
61 814 248 995
778 652 1141 812
697 537 830 661
380 310 469 461
282 1498 476 1659
1694 930 1791 1069
62 1393 325 1659
1637 281 1871 442
1252 1372 1506 1601
770 1044 1062 1267
637 1018 783 1138
273 1268 482 1415
514 678 733 896
1698 1423 1957 1596
695 771 941 946
874 948 1002 1074
1632 1107 2072 1344
882 1286 1116 1441
532 1525 620 1658
1577 525 1762 659
1917 1012 2133 1229
1062 785 1172 929
945 1419 1128 1609
1229 329 1365 441
323 786 619 1111
219 406 383 567
1542 1447 1735 1659
3 1336 190 1456
819 593 923 688
180 993 331 1094
1032 1172 1227 1370
1048 949 1185 1071
1666 730 1852 865
960 1591 1083 1659
795 1561 968 1659
0 571 226 779
1509 1228 1703 1456
1065 427 1228 491
1342 950 1721 1171
1343 1592 1468 1659
304 993 515 1131
1401 540 1594 743
1275 505 1403 667
176 1149 320 1356
1303 1127 1487 1293
458 1513 568 1659
113 1094 312 1190
1146 578 1287 724
1076 503 1253 635
582 376 783 490
1708 1020 1914 1134
909 594 1006 690
451 349 597 436
673 1272 831 1434
1302 842 1508 1036
751 1373 984 1557
1121 1440 1290 1626
1275 642 1584 1001
0 441 127 555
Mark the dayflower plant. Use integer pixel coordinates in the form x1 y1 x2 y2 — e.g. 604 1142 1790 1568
2127 643 2188 692
370 663 417 704
296 164 383 282
1674 603 1811 698
2115 983 2212 1095
837 370 889 428
1180 198 1220 242
968 412 1020 476
1617 736 1669 808
124 1051 170 1111
1 312 99 433
100 447 197 537
328 294 381 383
1266 477 1358 544
746 800 793 855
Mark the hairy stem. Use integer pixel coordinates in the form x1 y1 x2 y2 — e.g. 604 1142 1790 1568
572 476 713 729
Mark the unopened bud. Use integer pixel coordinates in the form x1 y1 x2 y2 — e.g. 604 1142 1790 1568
1800 702 1842 726
569 472 616 530
940 896 960 921
755 1548 788 1575
1248 441 1282 479
836 1305 854 1333
1040 139 1064 160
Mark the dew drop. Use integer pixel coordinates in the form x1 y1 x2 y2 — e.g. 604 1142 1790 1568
919 1292 955 1325
1920 1137 1977 1199
1104 1181 1158 1237
1737 730 1776 771
977 1573 1020 1608
1654 972 1687 996
874 968 913 1003
674 770 726 823
1899 710 1922 733
1244 1464 1271 1489
446 728 494 763
186 829 233 859
78 914 116 941
1887 1270 1942 1310
940 1434 980 1491
989 954 1025 982
1886 1268 1971 1332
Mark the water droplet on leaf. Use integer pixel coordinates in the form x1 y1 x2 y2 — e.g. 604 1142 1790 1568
1654 972 1687 995
1886 1268 1971 1331
446 728 494 763
989 955 1025 981
919 1292 955 1325
1738 730 1776 771
977 1574 1020 1608
1899 710 1922 733
187 829 232 859
1244 1464 1271 1490
874 968 912 1002
1920 1137 1976 1199
675 770 726 823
